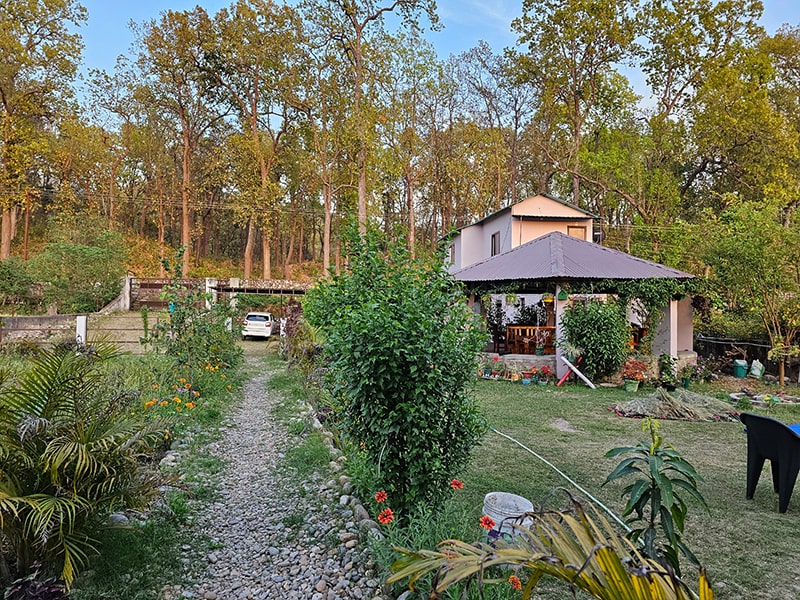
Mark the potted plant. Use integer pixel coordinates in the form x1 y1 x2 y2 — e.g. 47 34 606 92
657 353 678 390
534 327 551 355
620 358 648 392
678 362 695 388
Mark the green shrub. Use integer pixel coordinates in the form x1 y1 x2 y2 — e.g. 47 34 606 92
603 418 707 575
560 298 630 380
0 341 168 588
25 231 127 313
141 250 242 370
304 227 487 521
0 257 33 312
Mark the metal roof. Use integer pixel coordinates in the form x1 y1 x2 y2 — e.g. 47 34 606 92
452 231 694 283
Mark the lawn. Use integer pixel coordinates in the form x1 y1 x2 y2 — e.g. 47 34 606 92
406 379 800 600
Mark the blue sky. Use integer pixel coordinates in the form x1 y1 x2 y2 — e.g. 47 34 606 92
77 0 799 75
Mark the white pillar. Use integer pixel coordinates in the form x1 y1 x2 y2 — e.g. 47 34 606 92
555 286 569 379
76 315 87 345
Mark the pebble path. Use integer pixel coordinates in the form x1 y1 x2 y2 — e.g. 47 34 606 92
161 355 395 600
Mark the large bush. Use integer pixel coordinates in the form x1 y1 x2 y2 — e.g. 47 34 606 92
26 233 127 313
304 229 487 520
0 341 167 588
560 298 630 380
141 251 242 370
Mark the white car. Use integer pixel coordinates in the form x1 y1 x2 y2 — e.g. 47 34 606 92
241 312 274 339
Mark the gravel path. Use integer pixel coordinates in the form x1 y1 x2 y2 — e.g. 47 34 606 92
162 354 391 600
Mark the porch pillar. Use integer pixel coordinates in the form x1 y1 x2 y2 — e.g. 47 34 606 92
555 285 569 379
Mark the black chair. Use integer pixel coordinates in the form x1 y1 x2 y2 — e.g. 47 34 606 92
739 412 800 513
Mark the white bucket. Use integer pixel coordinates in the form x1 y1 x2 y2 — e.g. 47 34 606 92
483 492 534 536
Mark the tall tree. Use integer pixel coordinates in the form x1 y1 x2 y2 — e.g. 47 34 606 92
305 0 439 234
204 0 306 279
511 0 637 206
0 0 86 259
458 42 536 208
134 8 221 275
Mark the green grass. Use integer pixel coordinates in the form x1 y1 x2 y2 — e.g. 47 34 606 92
284 432 331 476
384 378 800 600
69 514 191 600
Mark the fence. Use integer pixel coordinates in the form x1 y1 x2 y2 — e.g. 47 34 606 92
694 335 798 380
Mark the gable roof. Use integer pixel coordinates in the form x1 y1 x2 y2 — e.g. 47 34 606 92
452 231 693 283
449 194 597 235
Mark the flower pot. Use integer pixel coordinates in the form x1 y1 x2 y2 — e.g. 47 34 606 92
682 377 690 389
623 379 640 392
535 346 545 356
521 378 531 385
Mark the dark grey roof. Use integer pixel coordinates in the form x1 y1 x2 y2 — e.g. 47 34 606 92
453 231 694 283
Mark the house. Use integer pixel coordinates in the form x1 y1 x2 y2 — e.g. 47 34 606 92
446 195 695 380
447 193 597 272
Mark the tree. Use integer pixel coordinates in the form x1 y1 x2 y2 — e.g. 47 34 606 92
26 220 127 313
134 8 222 275
305 0 439 234
204 0 306 279
704 201 800 384
0 0 86 259
511 0 638 206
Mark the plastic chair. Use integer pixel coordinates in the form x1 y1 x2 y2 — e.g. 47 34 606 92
739 412 800 513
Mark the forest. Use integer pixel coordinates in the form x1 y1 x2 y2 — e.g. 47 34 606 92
2 0 800 340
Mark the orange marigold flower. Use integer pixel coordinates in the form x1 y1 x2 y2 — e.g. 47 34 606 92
173 397 181 403
193 390 200 396
374 490 388 503
176 406 183 412
378 508 394 525
508 575 522 591
144 400 157 409
479 515 495 530
179 378 186 383
160 400 169 407
185 383 191 389
450 479 464 490
185 402 196 409
226 385 232 390
151 384 159 389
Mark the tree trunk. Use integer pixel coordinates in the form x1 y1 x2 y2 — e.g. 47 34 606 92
406 174 415 258
323 184 332 274
243 218 255 279
262 232 271 279
180 118 193 275
1 206 18 259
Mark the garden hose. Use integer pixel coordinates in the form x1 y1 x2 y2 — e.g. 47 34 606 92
489 426 632 533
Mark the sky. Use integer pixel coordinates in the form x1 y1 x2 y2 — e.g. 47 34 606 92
76 0 800 78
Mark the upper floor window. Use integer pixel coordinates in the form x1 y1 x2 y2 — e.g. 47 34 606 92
567 225 587 240
490 231 500 256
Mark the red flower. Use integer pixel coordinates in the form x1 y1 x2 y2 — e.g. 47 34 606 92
479 515 495 530
374 490 387 503
492 355 499 361
508 575 522 590
378 508 394 524
450 479 464 490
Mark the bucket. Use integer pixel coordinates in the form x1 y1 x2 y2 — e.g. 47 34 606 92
483 492 533 536
733 359 747 378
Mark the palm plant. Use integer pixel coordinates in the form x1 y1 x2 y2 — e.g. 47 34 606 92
388 491 714 600
0 341 168 588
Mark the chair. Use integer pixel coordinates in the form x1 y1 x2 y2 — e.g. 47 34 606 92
739 413 800 513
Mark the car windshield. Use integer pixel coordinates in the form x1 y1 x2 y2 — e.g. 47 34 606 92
246 315 269 322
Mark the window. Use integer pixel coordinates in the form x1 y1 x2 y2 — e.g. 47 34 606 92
490 232 500 256
448 244 455 263
567 226 587 240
